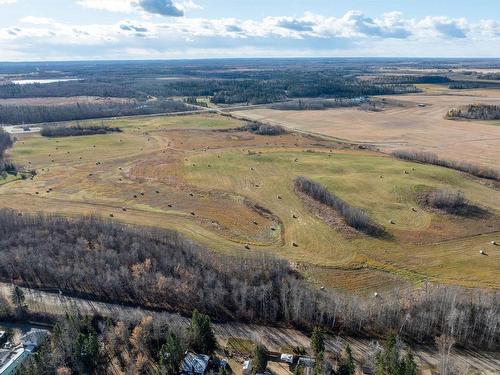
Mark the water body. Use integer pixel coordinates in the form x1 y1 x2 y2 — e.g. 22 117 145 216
11 78 80 85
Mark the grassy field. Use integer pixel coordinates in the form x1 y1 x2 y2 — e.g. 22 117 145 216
232 86 500 169
1 113 499 294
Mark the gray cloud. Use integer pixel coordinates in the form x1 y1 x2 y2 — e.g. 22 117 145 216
347 12 411 39
120 24 148 32
277 19 315 32
225 24 243 33
136 0 183 17
434 22 467 38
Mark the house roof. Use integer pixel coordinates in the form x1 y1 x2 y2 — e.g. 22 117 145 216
298 357 316 367
181 352 210 374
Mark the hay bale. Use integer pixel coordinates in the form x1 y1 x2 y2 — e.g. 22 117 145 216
389 219 395 224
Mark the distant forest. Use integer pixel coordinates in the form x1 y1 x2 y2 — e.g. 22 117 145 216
446 104 500 120
0 99 194 125
0 210 498 349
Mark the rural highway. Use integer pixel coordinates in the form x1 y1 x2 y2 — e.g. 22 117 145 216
1 283 499 374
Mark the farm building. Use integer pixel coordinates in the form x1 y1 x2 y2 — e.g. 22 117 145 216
180 351 211 375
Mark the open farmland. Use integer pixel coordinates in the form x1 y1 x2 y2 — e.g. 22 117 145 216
232 86 500 169
1 113 499 294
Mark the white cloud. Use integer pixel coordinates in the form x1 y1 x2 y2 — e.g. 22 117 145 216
76 0 135 12
76 0 201 16
20 16 56 25
0 0 17 4
1 10 499 60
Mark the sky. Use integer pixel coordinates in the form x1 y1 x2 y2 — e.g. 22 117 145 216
0 0 499 61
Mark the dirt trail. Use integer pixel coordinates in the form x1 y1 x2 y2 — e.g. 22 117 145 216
1 283 498 374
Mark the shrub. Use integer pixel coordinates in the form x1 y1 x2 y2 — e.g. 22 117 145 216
391 150 500 181
269 98 365 111
242 121 287 135
41 124 122 138
446 104 500 120
417 189 482 216
295 176 380 235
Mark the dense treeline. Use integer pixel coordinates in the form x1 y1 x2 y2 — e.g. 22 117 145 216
269 98 365 111
0 99 194 125
392 150 500 181
448 81 500 89
0 128 15 175
242 122 287 135
295 176 380 235
41 124 122 138
446 104 500 120
0 80 141 99
0 210 498 348
0 74 419 107
368 75 450 84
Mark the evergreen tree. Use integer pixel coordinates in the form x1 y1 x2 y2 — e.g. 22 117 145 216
188 310 217 354
253 344 268 374
338 344 355 375
74 326 99 373
313 351 325 375
11 286 25 309
400 351 417 375
10 286 26 317
375 334 417 375
159 332 184 375
293 364 304 375
311 327 325 357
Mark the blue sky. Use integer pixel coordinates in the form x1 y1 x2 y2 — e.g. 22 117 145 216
0 0 499 61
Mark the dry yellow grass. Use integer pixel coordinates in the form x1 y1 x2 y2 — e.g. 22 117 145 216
1 113 499 293
232 87 500 169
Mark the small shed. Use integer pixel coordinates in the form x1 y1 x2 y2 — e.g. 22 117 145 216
280 354 294 364
242 359 253 375
297 356 315 368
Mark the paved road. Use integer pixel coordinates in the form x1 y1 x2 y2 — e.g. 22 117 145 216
1 283 498 374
